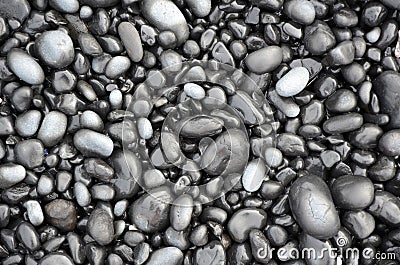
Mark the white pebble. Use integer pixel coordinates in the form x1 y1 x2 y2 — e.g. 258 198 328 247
137 118 153 140
276 67 310 97
184 83 206 100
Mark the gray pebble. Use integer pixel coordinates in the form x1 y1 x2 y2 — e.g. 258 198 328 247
325 40 355 66
88 208 114 245
368 191 400 226
118 22 143 62
284 0 316 25
289 174 340 239
105 56 131 79
264 147 283 168
15 139 44 169
142 0 189 46
78 33 103 56
193 241 226 265
180 115 223 138
73 129 114 158
16 222 40 251
83 158 114 182
52 70 77 93
304 20 336 55
242 158 267 192
7 48 44 85
343 210 375 239
0 0 31 23
74 182 91 207
331 175 374 210
44 199 77 231
277 133 307 156
37 111 67 147
185 0 211 17
227 208 268 243
49 0 79 13
91 184 115 201
323 113 363 134
143 169 166 189
170 194 194 231
0 163 26 189
37 174 54 196
184 83 206 100
379 129 400 156
23 200 44 226
249 229 272 263
39 253 74 265
80 110 104 132
245 46 283 74
146 247 183 265
137 118 153 140
190 225 208 246
276 67 310 97
129 186 174 233
35 30 75 68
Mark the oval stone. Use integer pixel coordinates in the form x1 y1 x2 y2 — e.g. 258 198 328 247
276 67 310 97
7 49 44 85
245 46 283 74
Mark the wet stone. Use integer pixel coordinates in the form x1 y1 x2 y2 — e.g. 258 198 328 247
245 46 283 74
16 222 40 251
7 48 44 85
323 113 363 134
146 247 183 265
242 158 267 192
37 111 67 147
118 22 143 63
0 163 26 189
15 139 44 169
276 67 310 97
343 210 375 239
193 241 226 265
180 115 223 138
227 208 268 243
35 30 75 69
88 208 114 245
44 199 77 232
0 0 31 23
289 174 340 239
73 129 113 158
39 253 74 265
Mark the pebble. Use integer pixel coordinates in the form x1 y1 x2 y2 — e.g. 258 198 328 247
146 247 183 265
368 191 400 226
380 0 400 10
74 182 91 207
170 194 194 231
142 0 189 46
16 222 41 251
331 175 374 210
0 163 26 189
0 0 30 23
378 129 400 156
185 0 211 17
242 158 267 192
80 110 104 132
118 22 144 63
227 208 267 243
184 83 206 100
304 20 336 55
7 48 44 85
73 129 114 157
325 89 357 113
87 208 114 245
105 56 131 79
325 40 355 66
129 186 174 233
323 113 363 134
39 253 74 265
289 174 340 239
23 200 44 226
49 0 79 13
180 115 223 138
15 139 44 169
343 210 375 239
245 46 283 74
276 67 310 97
373 71 400 128
44 199 77 231
193 241 226 265
137 117 153 140
277 133 307 157
284 0 316 25
35 30 75 68
37 111 67 147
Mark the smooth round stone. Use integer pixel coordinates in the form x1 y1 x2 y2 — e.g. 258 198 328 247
304 20 336 55
227 243 252 264
341 62 365 86
137 118 153 140
323 113 363 134
181 116 223 138
299 234 335 265
39 253 74 265
379 129 400 156
74 182 91 207
331 175 374 210
227 208 268 243
88 209 114 246
184 83 206 100
73 129 114 158
37 111 67 147
10 86 33 112
277 133 307 157
242 158 267 192
146 247 183 265
289 174 340 239
49 0 79 13
343 211 375 239
0 163 26 189
284 0 316 25
141 0 189 46
105 56 131 79
16 222 40 251
373 71 400 129
170 194 194 231
118 22 143 62
44 199 77 232
185 0 211 17
264 147 283 168
23 200 44 226
325 40 355 66
276 67 310 97
368 191 400 226
80 110 104 132
80 0 119 7
158 30 177 49
7 49 44 85
129 186 174 233
245 46 283 74
91 184 115 201
325 89 357 113
52 70 77 93
380 0 400 10
193 241 226 265
15 139 44 169
35 30 75 69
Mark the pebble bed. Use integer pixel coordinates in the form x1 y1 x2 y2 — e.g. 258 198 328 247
0 0 400 264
